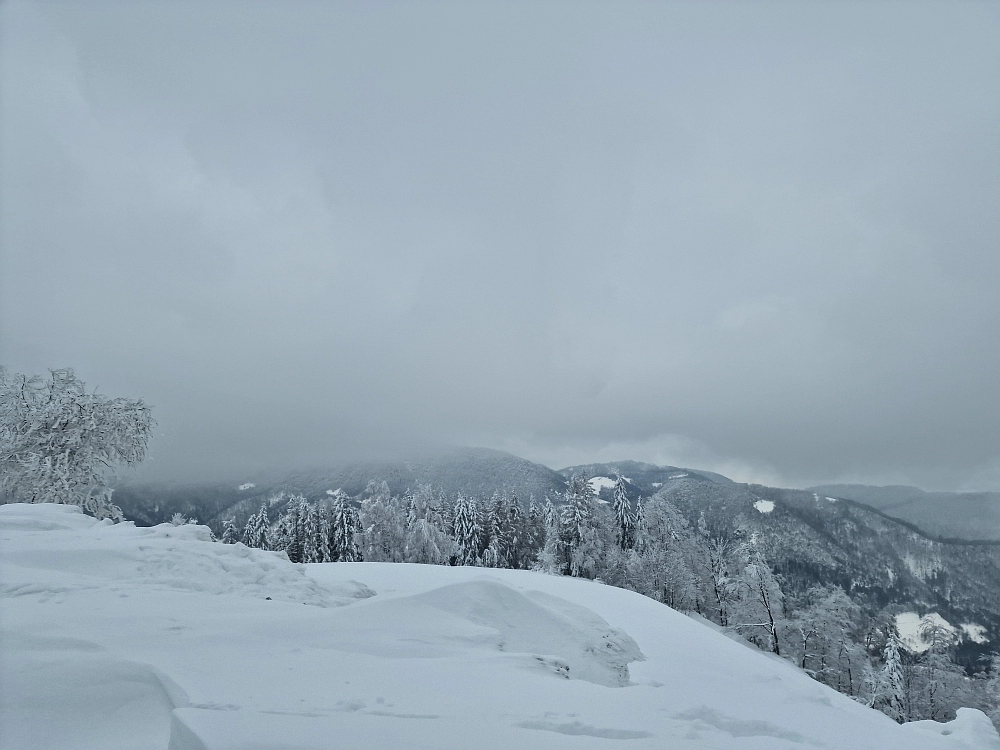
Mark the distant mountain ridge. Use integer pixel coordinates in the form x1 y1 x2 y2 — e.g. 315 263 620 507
114 447 568 528
557 460 733 498
809 484 1000 542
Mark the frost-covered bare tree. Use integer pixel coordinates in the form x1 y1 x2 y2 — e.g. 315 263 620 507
730 532 785 656
0 367 154 521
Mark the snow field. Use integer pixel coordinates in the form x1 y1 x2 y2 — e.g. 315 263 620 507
1 503 997 750
895 611 990 652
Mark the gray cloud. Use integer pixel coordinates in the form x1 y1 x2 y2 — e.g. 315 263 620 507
2 1 998 490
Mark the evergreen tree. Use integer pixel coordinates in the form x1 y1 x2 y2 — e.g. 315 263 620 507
506 493 524 568
561 475 609 578
612 474 634 550
272 495 309 563
243 505 270 550
221 517 239 544
327 499 362 562
327 498 347 561
302 502 322 563
522 497 545 569
561 475 594 548
452 494 481 565
534 498 562 574
872 632 906 722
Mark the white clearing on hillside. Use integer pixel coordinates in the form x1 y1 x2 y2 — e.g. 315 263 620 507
588 476 616 495
1 503 996 750
754 499 775 514
237 483 254 491
961 623 989 644
895 612 964 652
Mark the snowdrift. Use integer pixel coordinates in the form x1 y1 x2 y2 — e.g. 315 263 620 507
1 503 996 750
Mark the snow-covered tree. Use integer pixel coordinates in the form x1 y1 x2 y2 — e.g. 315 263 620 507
630 494 702 610
871 631 906 722
730 532 785 656
0 367 154 521
612 474 635 550
483 492 510 567
221 517 239 544
271 495 309 562
302 502 323 563
517 496 545 569
699 522 739 627
404 516 453 565
786 585 866 695
359 481 407 562
243 505 270 549
559 475 612 579
402 485 452 565
452 494 482 565
328 496 360 561
908 618 971 722
534 497 562 574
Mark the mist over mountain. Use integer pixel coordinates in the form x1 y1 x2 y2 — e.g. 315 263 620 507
114 447 568 528
811 484 1000 542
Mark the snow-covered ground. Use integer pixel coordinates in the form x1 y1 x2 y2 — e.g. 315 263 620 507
895 612 990 652
1 503 997 750
588 476 617 496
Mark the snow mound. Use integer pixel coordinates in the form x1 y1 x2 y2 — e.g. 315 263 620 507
411 580 642 686
0 503 368 606
3 647 178 750
905 708 1000 749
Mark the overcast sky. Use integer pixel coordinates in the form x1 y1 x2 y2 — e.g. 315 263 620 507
2 1 998 490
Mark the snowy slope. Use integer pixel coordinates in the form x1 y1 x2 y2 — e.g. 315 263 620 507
1 504 997 750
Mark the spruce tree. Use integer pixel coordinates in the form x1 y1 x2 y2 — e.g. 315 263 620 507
302 502 321 563
452 494 481 565
221 517 239 544
873 632 906 722
612 474 634 550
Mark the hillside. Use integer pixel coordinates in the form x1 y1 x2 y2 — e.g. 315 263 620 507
558 460 733 499
809 484 1000 542
114 447 567 529
658 478 1000 658
1 502 995 750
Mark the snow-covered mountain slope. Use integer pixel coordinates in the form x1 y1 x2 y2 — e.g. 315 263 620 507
809 484 1000 542
661 478 1000 651
1 504 997 750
